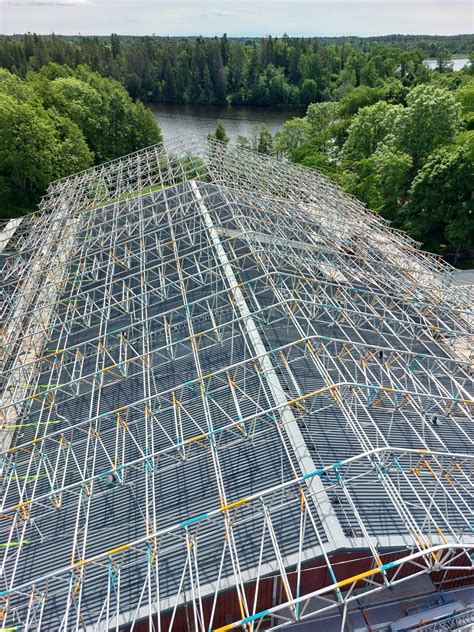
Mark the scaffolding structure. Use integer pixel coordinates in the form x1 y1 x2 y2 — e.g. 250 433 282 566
0 136 472 631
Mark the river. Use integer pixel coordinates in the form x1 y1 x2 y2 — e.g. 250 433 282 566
148 103 303 144
149 58 471 142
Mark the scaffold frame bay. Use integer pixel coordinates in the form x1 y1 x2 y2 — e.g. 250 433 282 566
0 136 472 631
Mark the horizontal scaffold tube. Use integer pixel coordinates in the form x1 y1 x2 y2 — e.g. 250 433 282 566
213 544 473 632
0 447 472 600
1 328 471 453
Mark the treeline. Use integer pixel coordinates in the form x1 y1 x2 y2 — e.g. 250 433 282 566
239 68 473 261
1 33 470 107
0 64 161 217
314 34 474 56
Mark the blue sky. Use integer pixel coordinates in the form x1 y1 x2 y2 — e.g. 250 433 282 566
0 0 472 36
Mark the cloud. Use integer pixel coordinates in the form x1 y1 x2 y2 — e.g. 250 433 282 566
1 0 471 35
1 0 92 5
206 6 262 18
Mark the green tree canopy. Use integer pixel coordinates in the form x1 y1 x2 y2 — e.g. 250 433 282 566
0 93 57 194
343 145 412 219
252 65 297 106
0 32 472 108
339 85 387 117
71 65 162 161
256 125 274 154
455 82 474 130
47 108 94 177
274 117 312 154
305 101 339 132
42 76 103 157
0 65 161 217
341 101 402 161
435 47 453 73
0 68 37 102
403 133 474 253
211 120 229 144
299 79 319 107
0 91 93 214
393 84 462 167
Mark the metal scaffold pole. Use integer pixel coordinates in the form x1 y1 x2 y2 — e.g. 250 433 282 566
0 136 471 632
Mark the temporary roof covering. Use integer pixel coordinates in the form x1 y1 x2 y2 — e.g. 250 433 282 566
0 137 472 631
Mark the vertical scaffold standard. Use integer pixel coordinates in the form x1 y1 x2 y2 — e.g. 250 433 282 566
0 136 472 631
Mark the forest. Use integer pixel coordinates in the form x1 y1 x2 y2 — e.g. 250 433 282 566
0 33 472 261
0 64 161 216
0 33 473 106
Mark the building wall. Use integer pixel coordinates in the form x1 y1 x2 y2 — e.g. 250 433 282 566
129 547 474 631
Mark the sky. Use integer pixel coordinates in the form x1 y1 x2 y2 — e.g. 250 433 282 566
0 0 472 37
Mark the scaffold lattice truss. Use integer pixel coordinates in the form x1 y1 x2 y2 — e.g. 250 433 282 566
0 136 473 631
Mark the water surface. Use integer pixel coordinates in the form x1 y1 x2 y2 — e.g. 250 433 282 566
149 60 471 144
149 103 303 143
424 58 470 71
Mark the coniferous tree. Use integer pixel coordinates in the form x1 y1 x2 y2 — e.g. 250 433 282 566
257 125 274 154
110 34 121 60
0 32 471 108
202 65 214 104
211 120 229 144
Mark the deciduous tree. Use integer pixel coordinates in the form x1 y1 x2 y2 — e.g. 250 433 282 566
403 134 474 255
